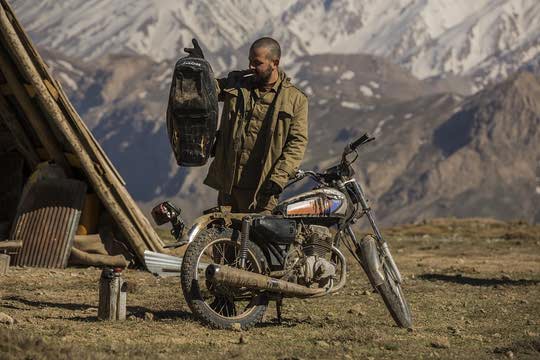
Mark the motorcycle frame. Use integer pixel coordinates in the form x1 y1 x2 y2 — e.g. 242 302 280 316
171 133 402 286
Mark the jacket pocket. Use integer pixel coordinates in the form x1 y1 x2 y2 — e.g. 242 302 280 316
276 102 293 140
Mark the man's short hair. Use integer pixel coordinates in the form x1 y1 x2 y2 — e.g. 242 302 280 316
250 37 281 61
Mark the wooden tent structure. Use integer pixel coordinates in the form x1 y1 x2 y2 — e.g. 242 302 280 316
0 0 165 267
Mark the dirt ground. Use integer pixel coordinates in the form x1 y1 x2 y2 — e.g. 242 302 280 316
1 218 539 359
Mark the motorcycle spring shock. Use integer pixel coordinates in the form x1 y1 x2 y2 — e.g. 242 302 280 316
239 216 251 269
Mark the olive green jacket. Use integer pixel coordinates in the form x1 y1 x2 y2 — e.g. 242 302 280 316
204 70 308 204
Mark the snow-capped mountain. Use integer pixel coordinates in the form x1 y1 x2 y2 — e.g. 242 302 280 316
8 0 540 224
12 0 540 89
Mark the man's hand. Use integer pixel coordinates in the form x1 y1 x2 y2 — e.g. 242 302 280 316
184 38 204 59
260 180 282 196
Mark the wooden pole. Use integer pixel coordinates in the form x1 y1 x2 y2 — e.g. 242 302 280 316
98 268 127 321
0 253 9 275
0 240 22 251
70 247 128 268
0 95 40 168
0 47 71 175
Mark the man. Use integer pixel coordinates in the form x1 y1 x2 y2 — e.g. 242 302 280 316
184 37 308 213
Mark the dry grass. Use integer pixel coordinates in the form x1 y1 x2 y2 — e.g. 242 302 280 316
384 217 540 241
1 218 539 359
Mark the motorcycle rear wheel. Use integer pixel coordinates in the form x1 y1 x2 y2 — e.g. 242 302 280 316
180 227 268 330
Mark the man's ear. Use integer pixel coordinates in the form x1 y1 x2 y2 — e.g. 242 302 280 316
273 58 280 68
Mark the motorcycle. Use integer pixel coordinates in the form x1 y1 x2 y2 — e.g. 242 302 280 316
147 133 412 330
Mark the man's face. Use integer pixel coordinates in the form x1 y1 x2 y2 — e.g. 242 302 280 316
249 47 277 84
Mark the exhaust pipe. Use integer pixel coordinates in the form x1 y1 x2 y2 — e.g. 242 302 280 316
206 264 326 297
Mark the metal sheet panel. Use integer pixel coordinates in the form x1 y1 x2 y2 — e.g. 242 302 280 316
10 178 86 268
143 250 208 277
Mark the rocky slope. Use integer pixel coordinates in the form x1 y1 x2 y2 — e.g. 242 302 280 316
377 71 540 224
36 43 540 224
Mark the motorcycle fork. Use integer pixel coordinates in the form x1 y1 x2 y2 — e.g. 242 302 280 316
348 180 403 284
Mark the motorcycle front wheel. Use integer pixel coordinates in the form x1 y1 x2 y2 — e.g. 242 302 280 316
376 256 412 328
180 227 268 330
358 235 412 328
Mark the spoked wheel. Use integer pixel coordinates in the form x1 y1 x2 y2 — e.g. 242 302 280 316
357 235 412 328
180 227 268 330
376 256 412 328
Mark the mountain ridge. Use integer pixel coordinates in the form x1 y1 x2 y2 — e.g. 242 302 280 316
9 1 539 224
12 0 540 91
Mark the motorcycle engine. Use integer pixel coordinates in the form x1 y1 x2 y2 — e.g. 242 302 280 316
294 225 336 287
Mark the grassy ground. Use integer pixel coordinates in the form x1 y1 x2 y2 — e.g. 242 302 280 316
1 218 539 359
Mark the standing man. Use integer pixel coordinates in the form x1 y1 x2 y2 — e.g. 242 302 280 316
184 37 308 213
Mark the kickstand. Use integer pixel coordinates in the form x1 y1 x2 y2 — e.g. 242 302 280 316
276 298 283 324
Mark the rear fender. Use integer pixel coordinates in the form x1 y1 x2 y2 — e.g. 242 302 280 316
183 207 252 244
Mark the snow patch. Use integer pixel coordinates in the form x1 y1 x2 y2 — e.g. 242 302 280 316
230 55 238 69
404 113 414 119
359 85 373 97
318 99 328 105
57 72 78 90
56 59 74 71
369 81 380 89
217 56 227 71
168 157 180 178
57 59 83 76
373 118 387 137
341 101 362 110
119 141 130 151
304 86 313 96
340 70 355 80
156 69 171 83
285 61 303 79
13 0 540 91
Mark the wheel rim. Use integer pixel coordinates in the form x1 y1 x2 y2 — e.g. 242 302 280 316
382 259 412 319
195 237 264 320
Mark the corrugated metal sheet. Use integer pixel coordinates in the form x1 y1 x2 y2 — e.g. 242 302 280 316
143 250 209 278
11 178 86 268
143 250 183 277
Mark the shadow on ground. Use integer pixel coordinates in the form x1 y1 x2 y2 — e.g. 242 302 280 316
418 273 540 287
2 295 193 322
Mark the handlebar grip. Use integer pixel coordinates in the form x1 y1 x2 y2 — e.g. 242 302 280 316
350 133 370 150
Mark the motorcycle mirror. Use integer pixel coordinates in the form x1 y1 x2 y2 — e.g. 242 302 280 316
151 201 181 225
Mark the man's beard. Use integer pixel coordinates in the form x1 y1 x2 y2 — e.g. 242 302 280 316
254 67 273 86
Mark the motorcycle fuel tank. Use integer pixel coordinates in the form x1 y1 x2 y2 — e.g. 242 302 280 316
274 188 348 218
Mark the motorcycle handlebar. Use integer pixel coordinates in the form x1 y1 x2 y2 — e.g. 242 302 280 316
344 133 375 155
291 134 376 187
